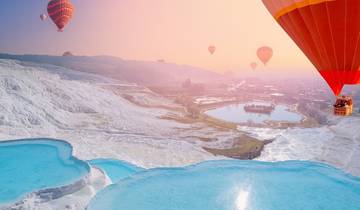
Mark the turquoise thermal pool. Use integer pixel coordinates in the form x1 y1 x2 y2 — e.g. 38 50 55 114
88 160 360 210
89 159 144 183
0 139 90 205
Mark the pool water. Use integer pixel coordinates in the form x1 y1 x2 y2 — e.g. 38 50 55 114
89 159 144 183
0 139 90 205
88 160 360 210
206 102 303 124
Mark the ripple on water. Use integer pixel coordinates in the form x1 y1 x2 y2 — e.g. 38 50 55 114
0 138 90 205
88 160 360 210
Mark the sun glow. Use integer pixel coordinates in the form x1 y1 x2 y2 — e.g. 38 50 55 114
236 188 250 210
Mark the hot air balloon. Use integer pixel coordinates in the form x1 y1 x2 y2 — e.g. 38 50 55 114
40 14 47 21
250 62 258 70
62 51 74 56
208 46 216 55
47 0 74 32
157 59 165 63
262 0 360 97
257 46 273 65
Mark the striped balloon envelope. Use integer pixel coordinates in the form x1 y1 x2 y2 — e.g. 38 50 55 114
262 0 360 96
47 0 74 32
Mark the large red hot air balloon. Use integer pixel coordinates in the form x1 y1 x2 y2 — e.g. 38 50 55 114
262 0 360 96
257 46 273 65
208 46 216 55
47 0 74 32
250 62 258 70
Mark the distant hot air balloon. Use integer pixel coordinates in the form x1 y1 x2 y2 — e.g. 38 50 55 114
208 46 216 55
250 62 258 70
40 14 47 21
47 0 74 32
157 59 165 63
63 51 74 56
262 0 360 96
257 46 273 65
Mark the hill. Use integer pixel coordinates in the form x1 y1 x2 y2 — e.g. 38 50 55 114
0 53 222 86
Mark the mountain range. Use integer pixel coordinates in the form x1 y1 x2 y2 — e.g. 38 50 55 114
0 53 223 86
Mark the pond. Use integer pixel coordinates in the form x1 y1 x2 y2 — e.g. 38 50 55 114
0 139 90 205
205 102 303 124
89 159 144 183
87 160 360 210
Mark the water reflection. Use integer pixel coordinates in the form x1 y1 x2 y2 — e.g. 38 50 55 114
236 188 250 210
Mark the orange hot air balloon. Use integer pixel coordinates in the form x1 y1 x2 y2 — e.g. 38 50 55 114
262 0 360 96
40 14 47 21
250 62 258 70
208 46 216 55
47 0 74 32
257 46 273 65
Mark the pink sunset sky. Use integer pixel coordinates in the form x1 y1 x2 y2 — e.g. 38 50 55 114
1 0 315 74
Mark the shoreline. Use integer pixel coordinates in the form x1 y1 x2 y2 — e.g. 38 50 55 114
120 94 287 161
200 100 318 129
156 97 321 160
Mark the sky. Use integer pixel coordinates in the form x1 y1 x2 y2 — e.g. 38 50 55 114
0 0 316 75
